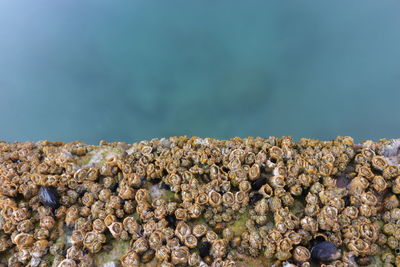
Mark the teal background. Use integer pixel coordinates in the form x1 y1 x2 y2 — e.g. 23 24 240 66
0 1 399 144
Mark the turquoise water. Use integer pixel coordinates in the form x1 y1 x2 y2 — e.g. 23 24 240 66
1 1 399 144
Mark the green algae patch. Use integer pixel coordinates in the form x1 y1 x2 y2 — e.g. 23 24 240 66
94 239 130 266
77 146 126 168
230 210 250 236
162 190 177 201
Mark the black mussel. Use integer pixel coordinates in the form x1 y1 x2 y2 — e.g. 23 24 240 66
159 183 170 190
249 193 263 205
251 177 267 191
109 183 118 192
39 186 60 209
311 241 341 262
166 214 177 228
150 178 162 184
198 241 211 258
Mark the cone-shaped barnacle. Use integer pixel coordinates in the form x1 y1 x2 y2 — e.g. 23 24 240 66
285 230 302 246
12 232 34 248
120 250 140 267
348 177 369 196
188 252 201 266
184 234 198 248
347 238 371 256
304 203 320 217
135 188 150 203
249 231 263 251
392 176 400 194
187 204 202 219
269 146 283 162
299 173 312 187
359 223 378 242
206 230 219 244
138 249 154 264
300 216 318 233
171 246 190 265
289 184 303 196
31 239 50 258
166 237 180 251
384 195 400 210
390 207 400 221
311 241 341 262
356 165 374 180
66 245 83 261
384 165 400 179
262 241 276 259
57 259 77 267
70 230 85 247
196 192 209 205
268 196 282 212
39 186 60 210
210 164 220 180
17 219 34 233
175 221 191 241
372 155 388 171
269 175 286 189
40 215 55 230
11 207 30 223
211 239 227 258
108 222 123 238
254 198 269 215
193 224 207 238
175 208 188 221
372 175 388 192
293 246 311 263
132 237 149 254
148 230 164 250
155 246 170 262
342 206 359 220
152 204 166 220
249 164 261 180
239 180 252 192
221 192 235 207
360 191 378 206
272 163 287 176
208 190 222 207
119 185 136 200
259 183 274 198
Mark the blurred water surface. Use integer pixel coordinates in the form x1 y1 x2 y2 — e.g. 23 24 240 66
0 0 399 144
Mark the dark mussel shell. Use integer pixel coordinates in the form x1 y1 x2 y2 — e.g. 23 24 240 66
311 241 341 262
198 241 211 258
39 186 60 209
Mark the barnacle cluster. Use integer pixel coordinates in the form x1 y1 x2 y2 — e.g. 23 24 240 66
1 137 400 266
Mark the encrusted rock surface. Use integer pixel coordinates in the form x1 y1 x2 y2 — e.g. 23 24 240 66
1 136 400 266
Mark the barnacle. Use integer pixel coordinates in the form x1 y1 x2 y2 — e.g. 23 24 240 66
120 250 140 267
2 137 400 266
293 246 311 262
171 246 189 265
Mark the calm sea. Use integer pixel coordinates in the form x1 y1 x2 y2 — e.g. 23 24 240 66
1 1 399 144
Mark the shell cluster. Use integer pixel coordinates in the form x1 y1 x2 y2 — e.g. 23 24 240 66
0 137 400 266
